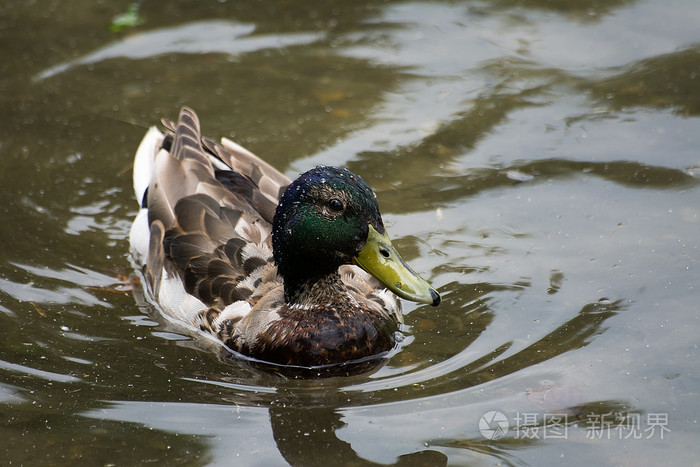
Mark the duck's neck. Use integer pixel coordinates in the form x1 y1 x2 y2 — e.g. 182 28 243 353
284 270 352 309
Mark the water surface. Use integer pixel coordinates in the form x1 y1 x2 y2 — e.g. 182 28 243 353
1 1 699 465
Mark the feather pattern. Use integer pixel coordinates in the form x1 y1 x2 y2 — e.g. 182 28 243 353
130 107 437 369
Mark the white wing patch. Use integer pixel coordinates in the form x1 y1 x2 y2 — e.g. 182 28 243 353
129 208 150 265
214 301 253 329
241 243 272 262
132 126 163 202
157 269 207 324
237 265 266 293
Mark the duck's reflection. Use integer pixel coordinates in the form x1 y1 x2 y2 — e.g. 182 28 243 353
269 405 447 467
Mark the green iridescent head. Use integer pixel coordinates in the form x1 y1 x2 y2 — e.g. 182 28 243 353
272 165 440 306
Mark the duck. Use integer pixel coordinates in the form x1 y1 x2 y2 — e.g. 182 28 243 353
129 107 440 368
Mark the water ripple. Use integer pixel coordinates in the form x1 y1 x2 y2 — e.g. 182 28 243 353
0 360 82 383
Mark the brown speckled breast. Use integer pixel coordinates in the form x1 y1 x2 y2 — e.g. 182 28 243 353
229 304 399 367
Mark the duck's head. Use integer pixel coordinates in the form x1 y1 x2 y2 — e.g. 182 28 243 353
272 165 440 307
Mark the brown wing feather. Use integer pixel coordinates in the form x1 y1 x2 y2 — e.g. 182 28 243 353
147 107 282 311
204 137 290 223
145 220 166 294
162 114 291 224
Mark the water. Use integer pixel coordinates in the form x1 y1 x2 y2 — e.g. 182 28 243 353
2 1 699 465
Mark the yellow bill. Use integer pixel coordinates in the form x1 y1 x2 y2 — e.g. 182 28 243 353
354 225 440 306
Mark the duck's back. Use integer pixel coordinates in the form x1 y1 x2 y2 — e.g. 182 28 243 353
130 107 290 337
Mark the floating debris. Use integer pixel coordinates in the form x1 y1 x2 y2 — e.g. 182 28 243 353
684 166 700 178
504 170 535 182
29 301 46 318
110 3 145 33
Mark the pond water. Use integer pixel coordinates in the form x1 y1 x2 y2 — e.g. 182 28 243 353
2 0 699 465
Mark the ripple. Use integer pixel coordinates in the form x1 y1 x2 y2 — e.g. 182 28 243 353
34 20 322 81
0 360 82 383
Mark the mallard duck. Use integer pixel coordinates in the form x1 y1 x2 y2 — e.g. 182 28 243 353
129 107 440 368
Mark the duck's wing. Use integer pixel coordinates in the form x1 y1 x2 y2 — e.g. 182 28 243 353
133 107 287 325
161 115 291 224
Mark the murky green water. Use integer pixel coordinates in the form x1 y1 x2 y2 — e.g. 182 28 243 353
2 0 699 465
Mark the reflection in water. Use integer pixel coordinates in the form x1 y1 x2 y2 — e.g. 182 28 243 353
350 89 539 200
3 411 211 466
365 154 700 210
482 0 636 21
34 20 321 81
270 404 447 467
585 45 700 116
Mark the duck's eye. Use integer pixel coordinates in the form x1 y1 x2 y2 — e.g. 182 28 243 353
328 198 344 212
